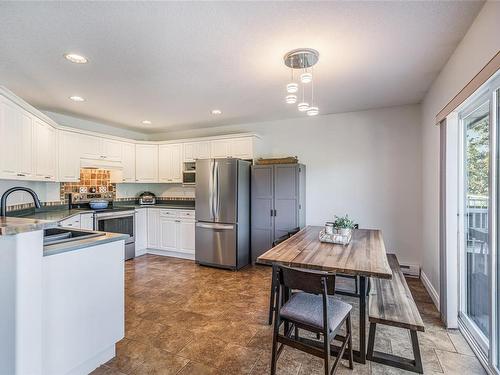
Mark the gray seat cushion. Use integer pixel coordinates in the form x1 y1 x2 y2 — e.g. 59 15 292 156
280 292 352 332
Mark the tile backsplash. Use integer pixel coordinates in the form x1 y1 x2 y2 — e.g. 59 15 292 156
60 169 116 200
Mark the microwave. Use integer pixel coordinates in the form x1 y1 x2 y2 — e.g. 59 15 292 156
182 171 196 185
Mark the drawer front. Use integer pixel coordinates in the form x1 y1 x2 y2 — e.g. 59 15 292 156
159 209 179 218
179 210 195 219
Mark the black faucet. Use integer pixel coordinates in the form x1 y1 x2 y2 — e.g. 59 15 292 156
0 187 42 216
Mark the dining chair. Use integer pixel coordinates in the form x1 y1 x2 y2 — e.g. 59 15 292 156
271 265 353 375
268 233 292 324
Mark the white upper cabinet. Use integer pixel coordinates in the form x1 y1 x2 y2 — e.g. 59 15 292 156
101 139 122 161
0 98 34 180
33 118 57 181
121 143 136 182
159 144 182 183
58 130 81 182
230 137 254 159
79 134 122 162
79 134 102 160
135 144 158 182
210 139 232 159
183 141 210 162
210 137 254 159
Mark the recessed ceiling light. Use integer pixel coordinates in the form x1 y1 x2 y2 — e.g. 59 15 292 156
141 120 152 125
64 53 88 64
211 109 222 115
69 96 85 102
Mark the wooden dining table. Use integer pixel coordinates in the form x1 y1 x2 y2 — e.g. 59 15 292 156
257 225 393 364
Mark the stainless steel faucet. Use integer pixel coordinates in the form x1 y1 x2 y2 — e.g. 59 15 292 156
0 187 42 216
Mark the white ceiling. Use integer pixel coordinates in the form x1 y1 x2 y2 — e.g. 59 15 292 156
0 1 483 133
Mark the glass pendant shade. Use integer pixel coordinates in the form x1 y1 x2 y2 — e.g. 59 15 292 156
300 72 313 83
286 83 298 93
297 102 309 112
307 106 319 116
286 95 297 104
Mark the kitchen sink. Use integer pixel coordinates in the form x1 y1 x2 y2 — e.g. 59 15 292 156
43 228 105 246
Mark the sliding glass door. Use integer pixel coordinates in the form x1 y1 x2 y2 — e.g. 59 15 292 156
457 72 500 374
460 96 491 353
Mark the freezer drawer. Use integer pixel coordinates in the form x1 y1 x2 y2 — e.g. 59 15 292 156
195 222 237 269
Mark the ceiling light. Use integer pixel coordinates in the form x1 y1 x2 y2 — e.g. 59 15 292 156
64 53 88 64
286 83 298 93
297 102 309 112
69 96 85 102
300 72 313 84
286 95 297 104
211 109 222 115
307 106 319 116
141 120 152 125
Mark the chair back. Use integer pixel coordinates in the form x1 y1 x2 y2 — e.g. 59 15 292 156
276 265 335 296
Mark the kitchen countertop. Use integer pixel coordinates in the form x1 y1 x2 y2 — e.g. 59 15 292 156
7 202 195 224
43 231 130 257
0 216 57 236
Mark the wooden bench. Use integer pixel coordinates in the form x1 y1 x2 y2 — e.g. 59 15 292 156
367 254 425 373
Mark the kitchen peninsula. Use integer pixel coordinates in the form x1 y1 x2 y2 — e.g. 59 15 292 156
0 216 127 375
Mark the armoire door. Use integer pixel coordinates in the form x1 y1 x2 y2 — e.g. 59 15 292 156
273 164 299 241
251 165 274 263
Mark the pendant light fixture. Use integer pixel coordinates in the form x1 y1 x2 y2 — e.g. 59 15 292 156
307 76 319 116
283 48 319 116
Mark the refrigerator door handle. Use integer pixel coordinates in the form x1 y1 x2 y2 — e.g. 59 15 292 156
214 160 220 220
196 222 234 230
210 159 215 219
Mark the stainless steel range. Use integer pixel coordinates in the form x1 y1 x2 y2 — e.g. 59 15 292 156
69 193 136 260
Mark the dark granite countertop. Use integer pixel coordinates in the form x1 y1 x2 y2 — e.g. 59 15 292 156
131 204 195 210
0 216 57 236
10 208 89 222
43 232 129 257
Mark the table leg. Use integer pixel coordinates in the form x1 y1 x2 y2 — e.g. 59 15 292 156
358 276 367 364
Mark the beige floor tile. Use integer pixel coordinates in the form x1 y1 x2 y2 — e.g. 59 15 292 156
435 349 486 374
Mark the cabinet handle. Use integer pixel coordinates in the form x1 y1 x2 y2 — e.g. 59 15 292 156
17 173 26 177
175 220 181 223
270 209 273 217
45 176 51 179
274 209 277 216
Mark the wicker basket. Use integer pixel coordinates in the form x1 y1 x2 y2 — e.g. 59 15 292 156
255 156 298 165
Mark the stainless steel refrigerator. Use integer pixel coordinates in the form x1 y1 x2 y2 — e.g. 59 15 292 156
195 158 250 270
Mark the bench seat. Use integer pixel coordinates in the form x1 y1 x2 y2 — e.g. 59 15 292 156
367 254 425 373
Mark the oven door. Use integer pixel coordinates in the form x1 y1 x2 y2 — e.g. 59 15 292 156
95 211 135 260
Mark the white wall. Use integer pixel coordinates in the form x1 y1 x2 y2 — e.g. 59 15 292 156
116 183 194 199
421 1 500 295
0 180 60 207
153 105 423 266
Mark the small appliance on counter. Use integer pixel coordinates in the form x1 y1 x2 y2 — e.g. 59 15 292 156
138 192 156 205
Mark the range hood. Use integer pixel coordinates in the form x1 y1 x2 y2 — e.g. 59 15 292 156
80 158 123 170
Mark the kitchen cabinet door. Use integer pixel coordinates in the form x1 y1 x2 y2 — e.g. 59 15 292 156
159 144 182 183
33 118 57 181
210 139 231 158
18 111 34 178
59 215 81 228
101 139 122 162
159 217 178 251
58 131 81 182
179 219 195 253
0 98 21 178
184 141 210 162
135 144 158 182
230 137 253 159
80 213 94 230
79 134 101 160
147 208 160 249
121 143 136 182
135 208 147 255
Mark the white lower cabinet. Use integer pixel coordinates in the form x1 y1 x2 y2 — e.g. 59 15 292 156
147 208 160 249
146 208 195 258
135 208 147 256
80 213 94 230
58 215 81 228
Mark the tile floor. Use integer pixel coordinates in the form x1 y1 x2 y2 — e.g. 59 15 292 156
91 255 486 375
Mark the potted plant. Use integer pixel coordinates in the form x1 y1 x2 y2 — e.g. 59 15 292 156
333 214 356 236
